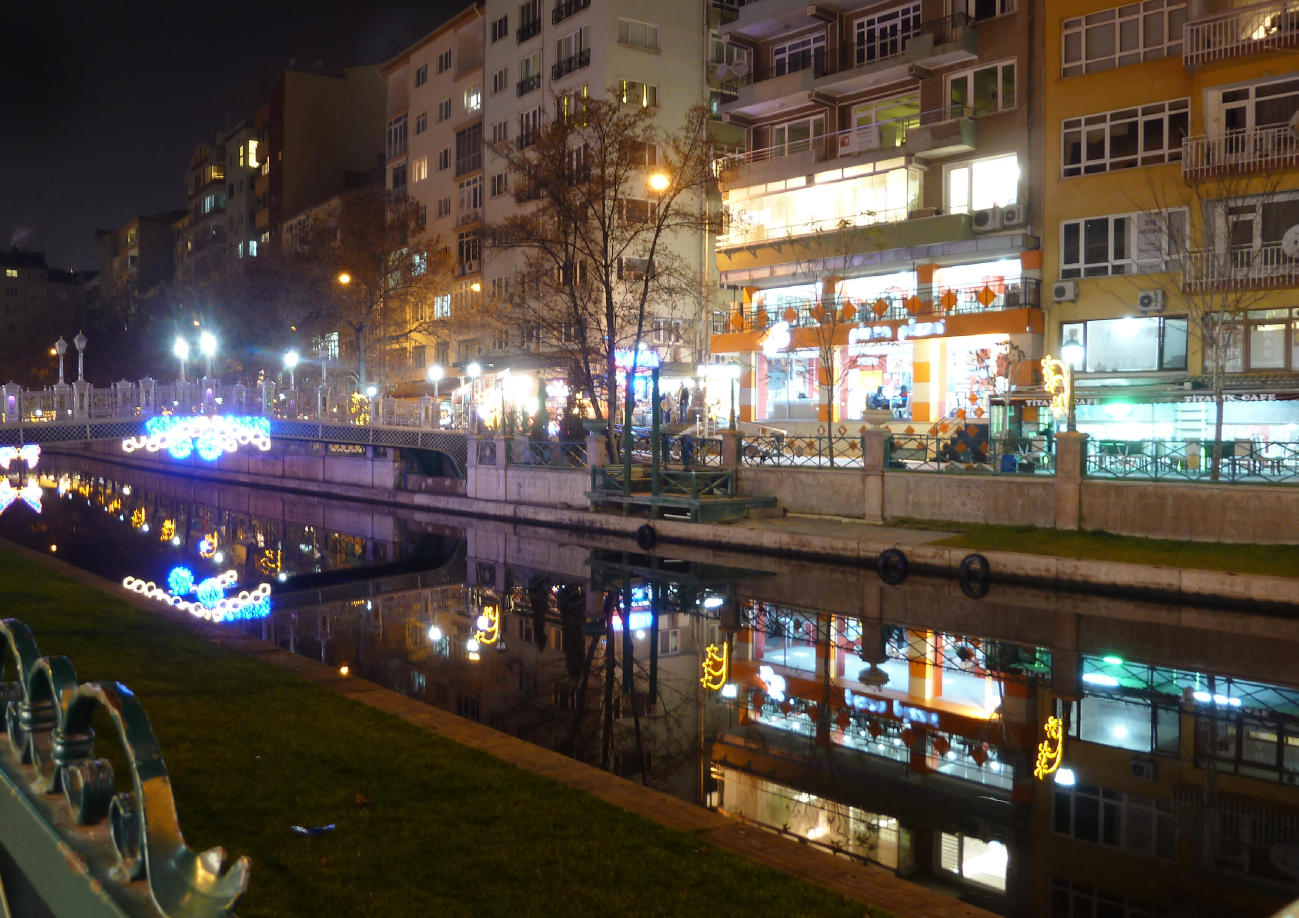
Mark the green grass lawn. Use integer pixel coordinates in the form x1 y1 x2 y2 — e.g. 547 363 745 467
888 519 1299 578
0 552 883 918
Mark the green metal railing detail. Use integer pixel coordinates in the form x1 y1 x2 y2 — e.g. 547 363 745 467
0 618 250 917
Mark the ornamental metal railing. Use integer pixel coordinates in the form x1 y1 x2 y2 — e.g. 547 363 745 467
1183 242 1299 291
1084 438 1299 483
505 438 587 468
0 618 250 917
740 433 867 468
886 433 1055 475
1182 123 1299 179
1184 0 1299 66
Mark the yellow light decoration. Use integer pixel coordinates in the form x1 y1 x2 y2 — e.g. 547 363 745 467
700 642 729 691
474 604 501 645
199 531 220 559
1033 715 1065 780
131 507 145 529
1041 355 1071 420
256 548 281 575
160 519 176 541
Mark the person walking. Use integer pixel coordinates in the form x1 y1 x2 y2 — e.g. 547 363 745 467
660 392 673 425
677 383 690 424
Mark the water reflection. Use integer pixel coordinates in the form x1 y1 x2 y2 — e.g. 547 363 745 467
4 457 1299 917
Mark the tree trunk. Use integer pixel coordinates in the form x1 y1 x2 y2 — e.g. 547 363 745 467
354 326 368 394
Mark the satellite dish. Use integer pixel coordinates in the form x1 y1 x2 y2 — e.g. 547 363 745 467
1281 224 1299 259
714 62 730 81
731 59 750 77
1288 110 1299 139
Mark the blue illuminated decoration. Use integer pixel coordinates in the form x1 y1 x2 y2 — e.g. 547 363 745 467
121 415 272 461
0 445 40 469
195 577 225 609
0 478 42 515
121 569 272 622
167 566 196 595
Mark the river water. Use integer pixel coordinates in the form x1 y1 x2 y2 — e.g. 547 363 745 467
4 456 1299 917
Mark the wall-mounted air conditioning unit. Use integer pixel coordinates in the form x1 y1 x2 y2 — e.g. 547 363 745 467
1001 203 1027 227
1137 289 1165 313
972 206 1003 232
1130 756 1157 782
1052 280 1078 302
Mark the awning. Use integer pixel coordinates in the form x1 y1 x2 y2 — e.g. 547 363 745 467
992 385 1299 407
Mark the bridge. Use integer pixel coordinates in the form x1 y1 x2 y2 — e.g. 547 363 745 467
0 380 470 476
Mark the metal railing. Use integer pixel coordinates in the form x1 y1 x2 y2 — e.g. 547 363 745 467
887 433 1054 474
506 438 587 468
712 280 1041 333
516 73 541 96
551 48 591 80
741 433 867 468
552 0 590 24
1184 0 1299 65
516 18 541 42
1184 243 1299 291
1182 123 1299 179
1084 438 1299 483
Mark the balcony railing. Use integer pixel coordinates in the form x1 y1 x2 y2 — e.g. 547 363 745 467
552 0 590 24
732 14 971 86
718 205 913 249
1184 243 1299 291
455 152 483 177
516 130 538 150
711 280 1041 333
551 48 591 80
517 73 542 96
714 105 969 173
517 18 542 42
1182 124 1299 179
1184 0 1299 65
456 207 482 227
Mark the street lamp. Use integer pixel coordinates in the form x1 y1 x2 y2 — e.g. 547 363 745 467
427 364 443 428
54 337 67 385
337 272 352 286
648 172 670 193
173 337 189 382
198 331 217 378
283 349 299 390
73 331 87 382
466 361 482 433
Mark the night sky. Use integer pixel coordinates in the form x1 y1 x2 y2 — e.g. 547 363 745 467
1 1 466 272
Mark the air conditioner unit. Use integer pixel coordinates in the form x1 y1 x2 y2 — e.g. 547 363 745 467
1137 289 1165 313
972 206 1003 232
1052 280 1078 302
1130 756 1157 782
1001 203 1027 227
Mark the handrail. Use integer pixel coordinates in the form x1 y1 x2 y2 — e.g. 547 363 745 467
1182 123 1299 178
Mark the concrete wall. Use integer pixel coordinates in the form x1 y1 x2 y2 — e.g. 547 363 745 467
1079 479 1299 543
467 463 588 509
883 471 1057 527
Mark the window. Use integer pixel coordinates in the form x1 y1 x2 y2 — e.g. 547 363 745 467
248 239 258 257
1059 209 1187 278
554 27 590 77
1062 1 1187 77
491 15 509 42
518 106 543 146
436 197 452 218
947 60 1016 116
945 153 1018 213
621 198 658 223
967 0 1014 19
659 629 680 655
855 3 920 64
1053 783 1173 859
1050 878 1159 918
619 79 658 108
412 157 429 182
464 83 481 113
437 49 452 73
456 123 482 175
618 19 659 50
458 232 480 267
386 114 408 159
491 120 509 144
773 32 825 76
766 115 826 156
415 64 428 87
3 269 15 278
519 52 542 95
459 175 483 212
492 66 509 94
518 0 541 41
1219 307 1299 372
438 148 450 171
1062 315 1187 373
938 834 1008 891
630 140 658 166
558 85 589 123
415 112 428 135
1062 99 1188 177
391 163 407 190
412 252 428 276
437 98 452 122
491 172 508 197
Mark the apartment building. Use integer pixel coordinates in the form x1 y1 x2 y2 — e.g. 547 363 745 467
95 211 187 300
1041 0 1299 446
223 120 263 261
174 140 228 284
0 248 85 366
381 4 485 384
707 0 1042 427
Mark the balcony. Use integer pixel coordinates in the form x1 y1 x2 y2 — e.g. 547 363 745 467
551 48 590 80
516 130 538 150
710 280 1041 333
715 106 975 190
517 73 542 96
724 15 976 120
456 207 482 228
1182 124 1299 179
1184 0 1299 66
517 18 541 42
1184 243 1299 291
552 0 589 25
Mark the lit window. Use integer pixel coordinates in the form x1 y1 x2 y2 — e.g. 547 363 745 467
248 239 258 257
947 60 1016 117
619 80 658 108
946 153 1018 214
464 83 482 113
4 269 16 278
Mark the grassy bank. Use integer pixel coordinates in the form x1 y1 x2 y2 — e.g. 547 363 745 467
889 519 1299 578
0 552 882 917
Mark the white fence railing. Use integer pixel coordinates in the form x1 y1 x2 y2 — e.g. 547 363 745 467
1182 124 1299 178
1183 242 1299 291
1184 0 1299 66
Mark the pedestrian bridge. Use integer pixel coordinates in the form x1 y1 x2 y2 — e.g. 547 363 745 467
0 380 470 476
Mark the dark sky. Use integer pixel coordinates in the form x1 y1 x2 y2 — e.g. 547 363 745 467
0 1 466 272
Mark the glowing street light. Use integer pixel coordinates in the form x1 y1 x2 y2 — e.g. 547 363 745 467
647 172 670 193
283 349 299 390
198 331 217 378
173 337 189 382
337 272 352 285
427 364 444 428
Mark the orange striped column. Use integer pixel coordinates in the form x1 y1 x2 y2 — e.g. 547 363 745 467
909 265 938 423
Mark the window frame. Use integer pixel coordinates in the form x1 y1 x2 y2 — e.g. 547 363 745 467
1062 1 1187 77
1058 208 1187 278
1061 98 1189 177
618 18 659 50
946 59 1017 117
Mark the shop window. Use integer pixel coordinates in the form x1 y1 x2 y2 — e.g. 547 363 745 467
938 833 1008 891
1064 315 1186 374
946 153 1018 214
1219 307 1299 372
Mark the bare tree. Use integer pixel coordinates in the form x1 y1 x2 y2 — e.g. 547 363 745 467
483 93 715 445
1131 155 1292 480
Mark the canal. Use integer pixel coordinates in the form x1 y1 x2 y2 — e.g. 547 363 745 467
4 454 1299 917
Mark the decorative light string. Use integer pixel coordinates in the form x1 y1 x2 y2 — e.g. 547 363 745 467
0 445 40 469
122 568 273 622
0 478 42 514
122 415 272 461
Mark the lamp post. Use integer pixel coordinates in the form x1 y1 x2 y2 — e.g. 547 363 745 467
283 349 299 390
173 337 189 383
726 363 742 430
467 361 482 434
427 364 443 428
198 331 217 379
54 337 67 385
73 331 87 382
